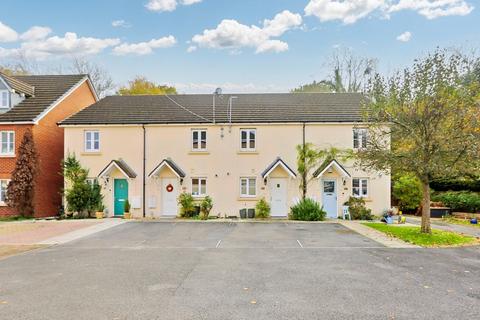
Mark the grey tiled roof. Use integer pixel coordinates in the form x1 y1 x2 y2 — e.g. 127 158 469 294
0 74 87 123
60 93 364 125
1 73 35 96
98 159 137 179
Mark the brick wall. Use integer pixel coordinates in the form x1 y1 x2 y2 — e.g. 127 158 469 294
0 80 97 217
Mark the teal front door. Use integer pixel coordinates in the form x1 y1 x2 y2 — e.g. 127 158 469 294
114 179 128 216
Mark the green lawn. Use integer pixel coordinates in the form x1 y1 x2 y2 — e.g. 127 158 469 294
363 223 478 247
442 217 480 228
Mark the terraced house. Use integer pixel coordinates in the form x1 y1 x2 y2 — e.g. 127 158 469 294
60 93 390 218
0 73 97 217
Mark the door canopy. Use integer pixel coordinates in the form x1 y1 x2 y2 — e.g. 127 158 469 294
148 159 186 179
261 157 296 179
98 159 137 179
313 159 351 178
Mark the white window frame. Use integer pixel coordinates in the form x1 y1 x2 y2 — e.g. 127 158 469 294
353 128 368 149
0 179 10 203
191 178 207 197
0 90 9 109
84 130 100 152
240 177 256 198
0 131 15 156
191 129 207 151
352 178 369 198
86 178 98 187
240 129 256 151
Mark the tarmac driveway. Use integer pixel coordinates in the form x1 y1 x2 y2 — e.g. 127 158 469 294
0 221 479 320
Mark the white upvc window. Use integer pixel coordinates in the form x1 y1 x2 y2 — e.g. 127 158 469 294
85 130 100 152
0 179 10 203
86 178 98 187
0 131 15 156
353 128 368 149
240 129 256 151
192 178 207 197
352 178 369 198
192 129 207 151
240 177 256 197
0 91 9 109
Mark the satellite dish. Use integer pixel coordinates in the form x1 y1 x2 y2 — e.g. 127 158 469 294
214 87 222 95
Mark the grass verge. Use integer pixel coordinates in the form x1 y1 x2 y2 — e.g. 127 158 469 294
362 223 478 247
442 217 479 228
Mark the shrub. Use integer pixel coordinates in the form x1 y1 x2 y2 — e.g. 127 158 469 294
65 182 92 218
255 198 270 219
392 173 423 211
200 196 213 220
290 198 326 221
88 182 104 216
431 191 480 213
345 197 374 220
124 199 131 213
178 193 197 218
430 177 480 192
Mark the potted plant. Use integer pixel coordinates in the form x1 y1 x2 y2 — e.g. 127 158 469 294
124 199 132 219
95 203 105 219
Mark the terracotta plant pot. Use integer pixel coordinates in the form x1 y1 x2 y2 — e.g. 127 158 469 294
124 212 132 219
95 212 104 219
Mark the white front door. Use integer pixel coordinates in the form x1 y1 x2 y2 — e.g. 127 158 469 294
322 179 337 218
270 178 288 217
162 178 178 216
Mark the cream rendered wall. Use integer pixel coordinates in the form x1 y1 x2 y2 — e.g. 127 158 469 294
64 123 391 218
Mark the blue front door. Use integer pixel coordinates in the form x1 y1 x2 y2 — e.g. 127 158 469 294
114 179 128 216
322 179 337 218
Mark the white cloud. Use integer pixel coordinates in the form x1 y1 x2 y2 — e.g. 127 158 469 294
396 31 412 42
388 0 474 19
305 0 385 24
112 20 131 28
0 21 18 42
17 32 120 60
145 0 202 12
187 45 197 53
20 26 52 41
191 10 302 54
304 0 474 23
113 36 176 55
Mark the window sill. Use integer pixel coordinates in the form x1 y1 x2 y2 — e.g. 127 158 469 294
238 197 259 201
81 152 102 156
237 151 258 155
0 201 8 207
0 154 15 158
189 151 210 155
352 196 372 202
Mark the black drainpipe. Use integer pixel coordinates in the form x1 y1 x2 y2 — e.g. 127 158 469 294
142 124 146 218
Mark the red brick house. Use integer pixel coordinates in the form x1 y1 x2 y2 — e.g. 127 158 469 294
0 73 97 217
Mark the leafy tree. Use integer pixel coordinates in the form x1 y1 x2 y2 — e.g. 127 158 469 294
291 80 336 93
118 76 177 95
392 174 423 211
62 154 92 217
200 196 213 220
6 129 38 217
357 49 480 233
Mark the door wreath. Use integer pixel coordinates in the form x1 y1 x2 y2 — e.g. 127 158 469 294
166 184 174 192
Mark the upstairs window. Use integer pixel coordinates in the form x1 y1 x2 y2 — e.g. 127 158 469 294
192 178 207 197
85 131 100 152
240 177 256 197
0 91 9 109
192 129 207 151
0 179 9 202
240 129 256 151
352 178 368 198
353 128 368 149
0 131 14 156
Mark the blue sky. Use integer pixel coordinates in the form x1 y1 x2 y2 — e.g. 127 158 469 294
1 0 479 93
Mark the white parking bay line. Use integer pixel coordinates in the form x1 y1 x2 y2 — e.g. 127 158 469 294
216 240 222 248
297 239 304 248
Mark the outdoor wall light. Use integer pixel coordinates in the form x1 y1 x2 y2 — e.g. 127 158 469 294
180 178 184 185
264 178 268 185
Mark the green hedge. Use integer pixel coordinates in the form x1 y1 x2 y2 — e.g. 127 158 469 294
430 178 480 192
431 191 480 213
290 198 326 221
